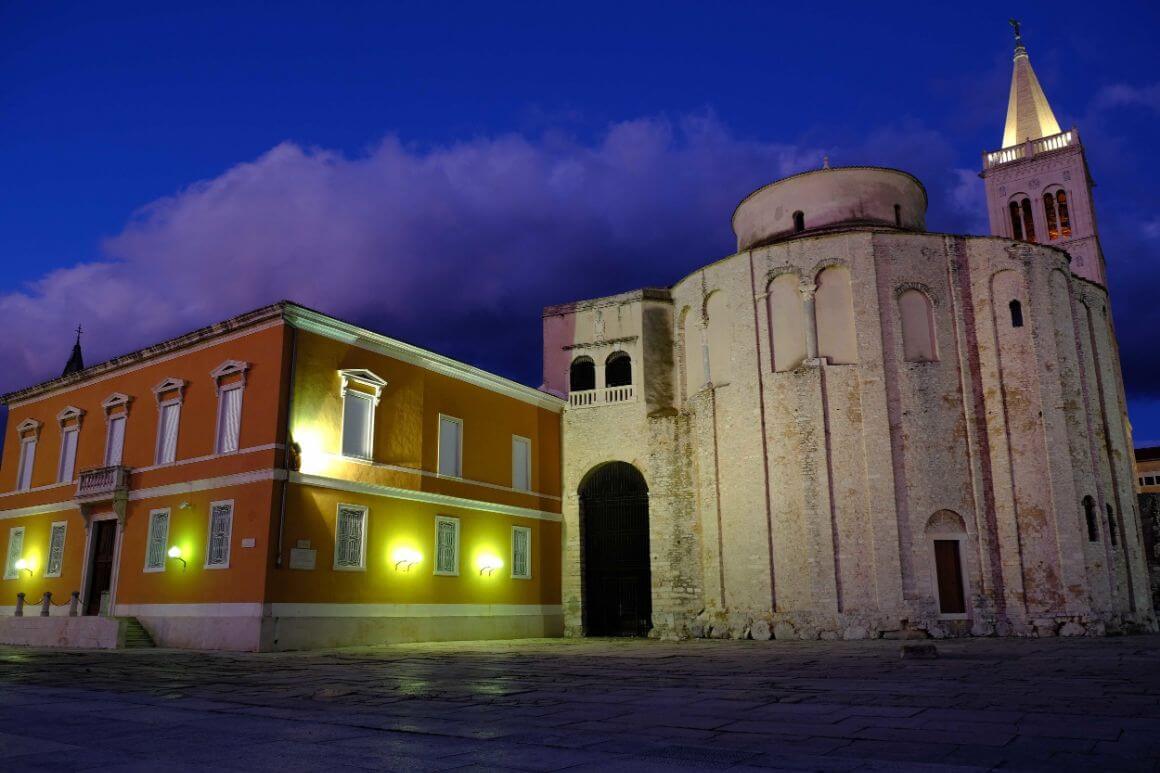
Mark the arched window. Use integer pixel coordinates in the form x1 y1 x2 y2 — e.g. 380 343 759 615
1055 190 1071 238
1020 198 1036 242
792 211 805 233
1008 201 1024 241
768 274 807 372
569 357 595 393
605 352 632 387
894 204 902 228
1008 195 1035 242
898 289 937 362
815 266 857 364
1106 504 1118 547
1083 496 1099 542
1009 299 1024 328
1043 192 1059 240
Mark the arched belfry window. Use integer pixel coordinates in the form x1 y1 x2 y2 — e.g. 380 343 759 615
569 357 595 392
1055 189 1071 238
1083 496 1099 542
1008 201 1024 241
1043 192 1059 240
1009 299 1024 328
792 211 805 233
605 352 632 387
1008 195 1035 242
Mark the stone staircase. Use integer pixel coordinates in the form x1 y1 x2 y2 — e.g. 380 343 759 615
119 617 156 648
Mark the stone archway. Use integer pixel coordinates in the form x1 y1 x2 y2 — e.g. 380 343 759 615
580 462 651 636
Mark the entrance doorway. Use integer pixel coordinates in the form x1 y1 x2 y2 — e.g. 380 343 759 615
933 539 966 615
86 520 118 616
579 462 651 636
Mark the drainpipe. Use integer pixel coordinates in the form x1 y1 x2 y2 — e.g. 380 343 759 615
275 324 298 568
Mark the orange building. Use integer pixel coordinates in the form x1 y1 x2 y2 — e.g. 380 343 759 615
0 303 563 650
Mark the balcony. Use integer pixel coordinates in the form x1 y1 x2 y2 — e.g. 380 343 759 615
76 466 130 504
983 129 1078 170
568 384 635 409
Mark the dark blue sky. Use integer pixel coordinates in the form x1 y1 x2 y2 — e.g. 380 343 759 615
3 1 1160 440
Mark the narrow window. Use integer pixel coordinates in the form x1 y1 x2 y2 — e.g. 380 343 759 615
341 391 374 459
894 204 902 228
205 501 233 568
1009 201 1024 240
434 516 460 576
437 415 463 477
1106 504 1118 547
156 401 181 465
215 385 243 454
1020 198 1036 242
4 527 25 580
333 504 368 570
569 357 595 392
792 210 805 233
511 525 532 579
105 415 126 466
45 522 67 578
1083 496 1099 542
144 509 170 572
605 352 632 387
1009 299 1024 328
57 427 79 483
1056 190 1071 237
16 437 37 491
1043 193 1059 240
1149 476 1158 486
898 289 937 362
511 435 531 492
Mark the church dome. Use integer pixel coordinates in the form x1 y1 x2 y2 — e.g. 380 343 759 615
731 166 927 251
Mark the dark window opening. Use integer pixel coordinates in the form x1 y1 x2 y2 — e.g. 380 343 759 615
1106 504 1118 547
1083 496 1099 542
605 353 632 387
792 211 805 233
1009 201 1024 241
1044 192 1059 240
569 357 595 392
894 204 902 228
1009 299 1024 328
1020 198 1037 242
1056 190 1072 237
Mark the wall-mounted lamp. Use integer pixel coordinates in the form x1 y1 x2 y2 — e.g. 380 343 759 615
393 548 421 572
478 556 503 576
13 558 31 577
179 502 192 510
167 546 187 570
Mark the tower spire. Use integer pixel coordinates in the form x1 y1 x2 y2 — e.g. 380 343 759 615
1001 20 1062 148
62 324 85 377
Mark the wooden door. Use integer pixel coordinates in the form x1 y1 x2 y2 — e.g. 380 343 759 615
933 539 966 615
86 520 117 616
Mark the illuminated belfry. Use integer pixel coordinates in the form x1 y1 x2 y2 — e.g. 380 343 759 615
981 20 1106 286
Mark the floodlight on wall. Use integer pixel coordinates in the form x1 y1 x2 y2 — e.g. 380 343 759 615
13 558 31 577
179 502 192 510
393 548 421 572
478 556 503 576
168 546 187 570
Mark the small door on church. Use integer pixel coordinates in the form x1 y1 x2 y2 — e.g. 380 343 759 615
86 520 117 616
580 462 652 637
933 539 966 615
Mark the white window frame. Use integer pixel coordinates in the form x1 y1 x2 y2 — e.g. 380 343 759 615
204 499 234 570
333 503 369 571
144 508 171 573
433 515 460 576
214 383 245 454
152 377 187 466
57 426 79 484
45 521 68 579
437 414 464 478
338 369 387 461
511 435 532 492
511 525 532 580
15 436 37 492
4 526 25 580
104 413 127 466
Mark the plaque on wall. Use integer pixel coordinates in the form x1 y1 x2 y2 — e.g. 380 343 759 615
289 548 317 570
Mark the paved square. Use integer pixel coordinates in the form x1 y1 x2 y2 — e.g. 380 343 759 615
1 636 1158 770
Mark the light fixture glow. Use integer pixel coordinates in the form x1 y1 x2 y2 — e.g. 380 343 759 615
13 558 31 576
393 548 421 572
167 546 187 570
478 555 503 576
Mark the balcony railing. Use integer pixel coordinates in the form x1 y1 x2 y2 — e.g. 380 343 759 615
984 129 1077 170
76 466 130 502
568 384 636 408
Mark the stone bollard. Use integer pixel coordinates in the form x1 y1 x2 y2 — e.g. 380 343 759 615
41 592 52 617
14 592 25 617
69 591 80 617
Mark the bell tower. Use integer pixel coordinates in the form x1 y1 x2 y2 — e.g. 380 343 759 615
980 20 1106 285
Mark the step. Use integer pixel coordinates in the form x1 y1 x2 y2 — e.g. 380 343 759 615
117 617 156 648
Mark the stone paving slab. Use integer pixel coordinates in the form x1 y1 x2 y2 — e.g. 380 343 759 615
1 636 1159 770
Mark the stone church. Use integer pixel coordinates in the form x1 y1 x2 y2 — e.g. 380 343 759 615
542 28 1154 640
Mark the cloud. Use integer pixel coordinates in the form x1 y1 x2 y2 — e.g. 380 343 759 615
1092 83 1160 113
0 114 1012 395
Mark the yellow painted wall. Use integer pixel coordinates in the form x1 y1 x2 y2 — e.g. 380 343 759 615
0 508 86 607
267 483 561 605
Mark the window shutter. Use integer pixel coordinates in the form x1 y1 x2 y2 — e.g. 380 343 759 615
146 511 169 570
159 403 180 463
512 437 531 491
5 528 25 579
106 415 125 466
207 503 233 567
59 429 78 482
17 440 36 490
335 506 365 569
435 519 458 574
46 523 67 577
219 387 242 453
342 392 372 459
438 418 461 477
512 527 530 578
